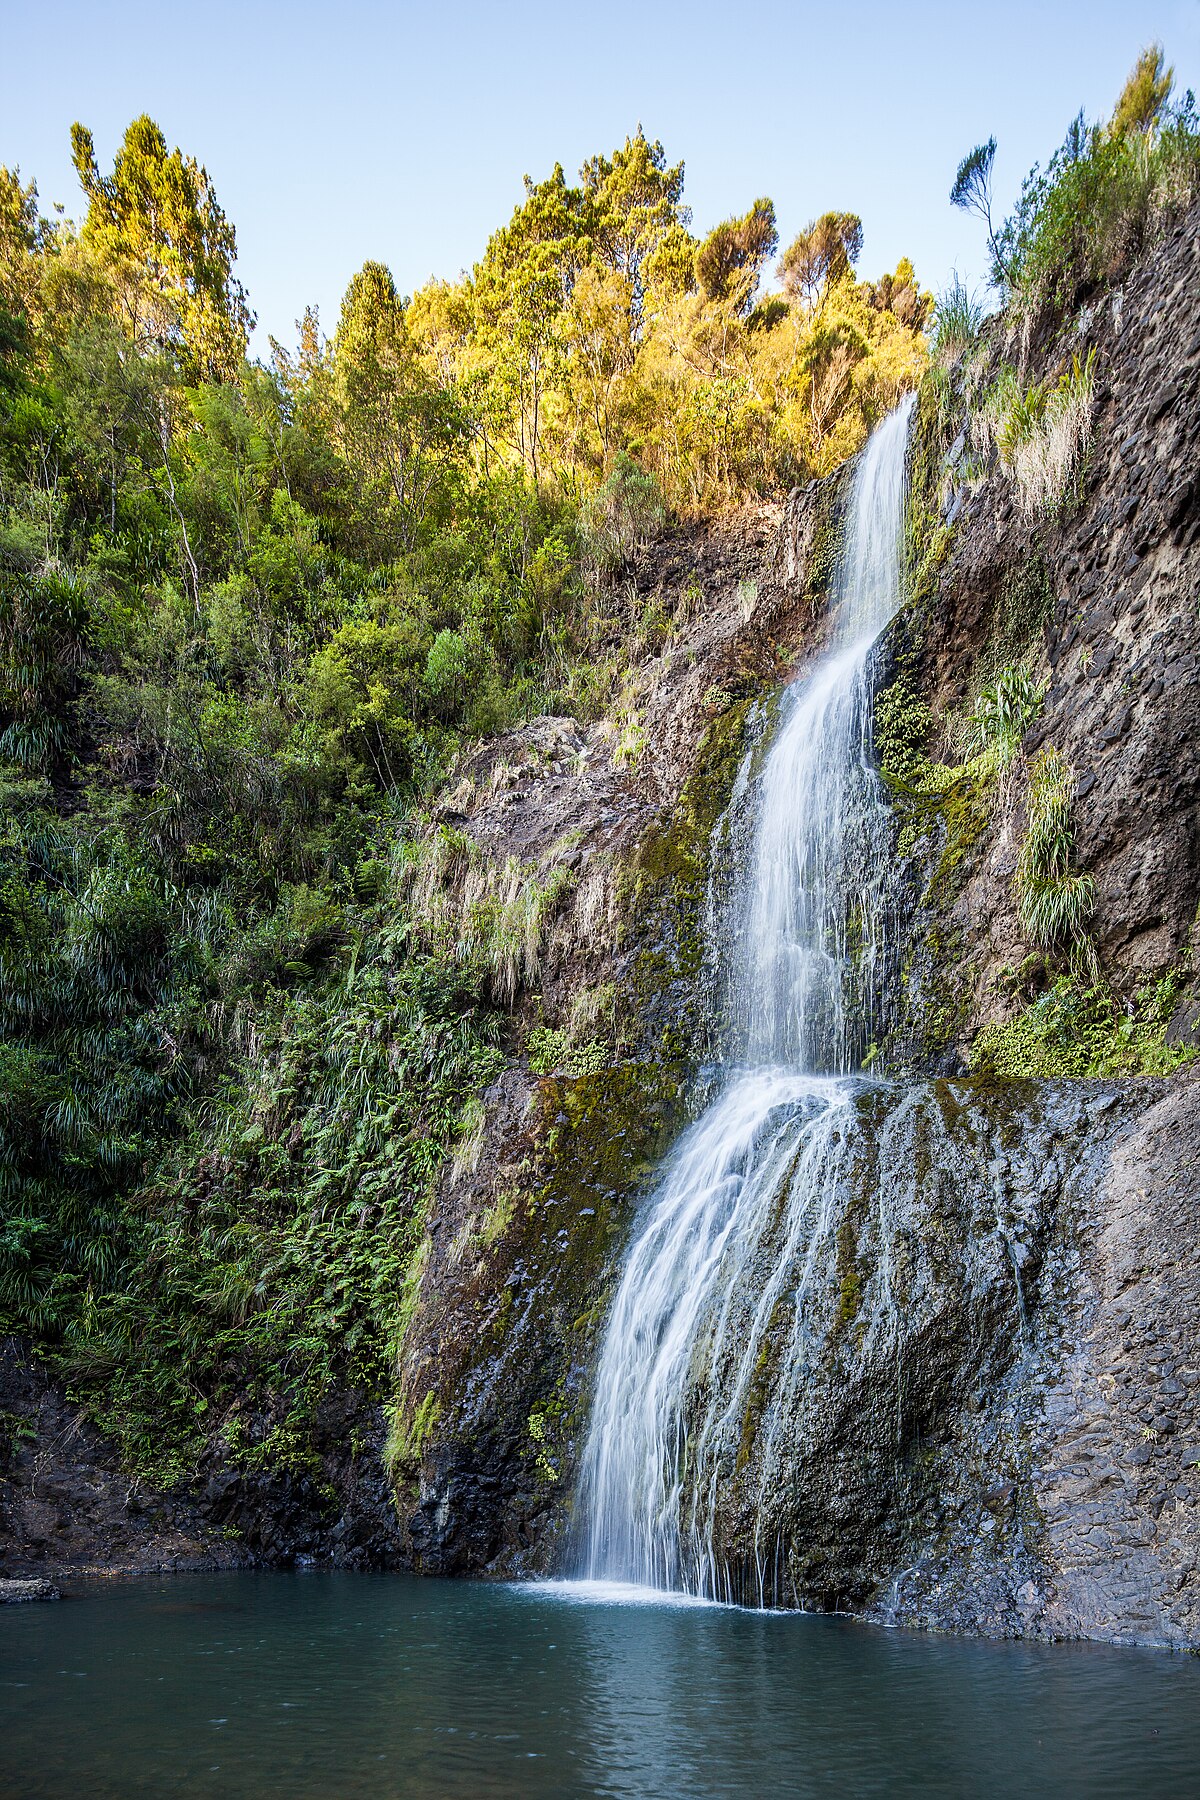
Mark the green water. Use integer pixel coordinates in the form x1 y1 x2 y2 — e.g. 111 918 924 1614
2 1572 1199 1798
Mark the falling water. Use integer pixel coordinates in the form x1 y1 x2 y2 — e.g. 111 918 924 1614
575 395 917 1600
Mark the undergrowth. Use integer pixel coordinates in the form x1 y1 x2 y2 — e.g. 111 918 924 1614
1014 747 1096 959
0 833 506 1486
972 972 1195 1078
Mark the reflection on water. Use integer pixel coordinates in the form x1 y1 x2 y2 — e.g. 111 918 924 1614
2 1572 1199 1799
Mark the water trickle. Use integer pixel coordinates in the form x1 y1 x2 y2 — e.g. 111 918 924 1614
576 395 917 1599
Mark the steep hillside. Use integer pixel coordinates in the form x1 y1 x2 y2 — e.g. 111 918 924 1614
885 198 1200 1072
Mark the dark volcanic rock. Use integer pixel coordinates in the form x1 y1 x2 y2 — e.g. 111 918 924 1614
901 201 1200 1036
0 1338 238 1578
0 1337 406 1578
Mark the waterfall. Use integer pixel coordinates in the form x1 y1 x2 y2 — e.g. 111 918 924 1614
575 395 917 1601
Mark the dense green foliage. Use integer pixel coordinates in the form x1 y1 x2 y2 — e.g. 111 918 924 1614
972 973 1192 1079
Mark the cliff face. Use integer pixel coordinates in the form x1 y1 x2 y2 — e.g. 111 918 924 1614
889 202 1200 1060
6 208 1200 1646
393 504 833 1575
392 202 1200 1642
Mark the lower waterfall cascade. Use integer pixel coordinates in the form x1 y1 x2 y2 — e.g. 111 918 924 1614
575 396 923 1601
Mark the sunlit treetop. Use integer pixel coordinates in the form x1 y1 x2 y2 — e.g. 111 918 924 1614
1108 45 1174 139
70 114 253 380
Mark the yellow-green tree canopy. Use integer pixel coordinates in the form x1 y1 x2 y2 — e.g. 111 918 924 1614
581 128 689 318
778 212 864 311
0 167 55 324
1109 46 1174 139
71 115 253 378
694 199 778 313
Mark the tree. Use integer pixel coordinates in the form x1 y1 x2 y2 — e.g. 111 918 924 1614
694 199 778 314
70 116 253 378
563 262 636 465
866 257 933 332
1108 46 1173 139
0 167 54 325
581 128 689 323
58 317 166 538
332 261 466 545
950 138 1014 289
778 211 863 311
472 171 591 484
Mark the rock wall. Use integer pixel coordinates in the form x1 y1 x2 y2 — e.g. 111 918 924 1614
0 1334 408 1577
889 201 1200 1053
1032 1070 1200 1645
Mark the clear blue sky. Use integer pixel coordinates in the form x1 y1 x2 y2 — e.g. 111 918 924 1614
5 1 1199 352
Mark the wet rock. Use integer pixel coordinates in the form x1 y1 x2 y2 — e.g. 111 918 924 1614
0 1577 60 1602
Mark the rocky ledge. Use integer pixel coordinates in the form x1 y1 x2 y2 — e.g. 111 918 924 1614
0 1577 60 1603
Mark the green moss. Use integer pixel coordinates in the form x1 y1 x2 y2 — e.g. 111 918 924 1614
735 1294 792 1471
904 379 958 638
384 1388 441 1479
924 766 994 906
928 1074 1037 1142
834 1215 863 1334
419 1054 689 1459
804 473 851 611
538 1062 687 1205
910 925 973 1062
888 757 994 908
990 554 1054 673
909 524 953 615
526 1024 610 1077
469 1058 688 1477
623 696 756 1053
527 1402 564 1485
875 671 933 786
737 1337 774 1471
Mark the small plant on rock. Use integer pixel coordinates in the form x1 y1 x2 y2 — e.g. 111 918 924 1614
1015 747 1095 959
998 351 1096 517
964 665 1046 768
930 276 985 364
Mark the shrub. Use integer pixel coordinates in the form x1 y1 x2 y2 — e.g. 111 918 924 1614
525 1023 608 1078
972 972 1195 1078
930 277 985 365
963 664 1045 766
460 859 575 1004
975 353 1095 517
583 453 666 576
999 351 1095 517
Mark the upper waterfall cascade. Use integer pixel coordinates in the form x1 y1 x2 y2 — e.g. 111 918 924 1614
575 395 917 1600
